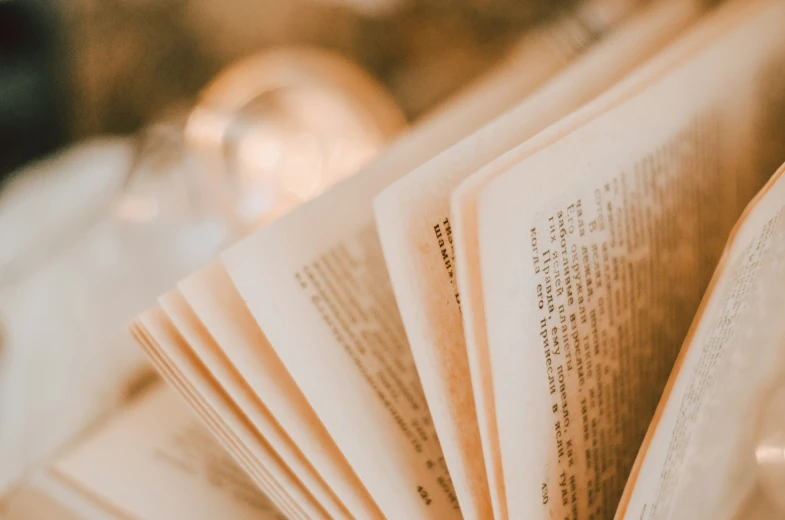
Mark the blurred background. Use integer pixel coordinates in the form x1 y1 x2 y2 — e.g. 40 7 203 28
0 0 579 496
0 0 574 181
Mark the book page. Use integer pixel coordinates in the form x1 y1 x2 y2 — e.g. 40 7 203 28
132 309 315 520
177 263 383 519
620 168 785 520
50 384 285 520
224 212 462 519
450 4 755 518
2 476 95 520
732 484 785 520
373 3 701 519
219 3 644 518
158 290 351 519
474 1 785 518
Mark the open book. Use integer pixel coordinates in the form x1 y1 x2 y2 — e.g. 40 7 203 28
1 383 286 520
129 0 785 518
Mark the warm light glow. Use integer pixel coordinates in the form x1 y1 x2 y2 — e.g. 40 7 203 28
223 84 389 226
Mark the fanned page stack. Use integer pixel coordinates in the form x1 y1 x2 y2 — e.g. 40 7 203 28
2 384 286 520
131 0 785 519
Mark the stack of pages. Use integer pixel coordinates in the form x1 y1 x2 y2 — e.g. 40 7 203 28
1 383 286 520
124 0 785 518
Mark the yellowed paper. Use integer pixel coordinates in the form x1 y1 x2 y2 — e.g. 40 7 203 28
131 324 305 519
158 290 351 519
130 2 645 516
373 3 701 518
621 168 785 520
2 477 95 520
224 217 461 518
217 4 647 517
177 263 383 519
133 309 318 519
475 1 785 517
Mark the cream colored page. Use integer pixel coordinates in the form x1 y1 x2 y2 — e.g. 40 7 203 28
134 309 315 520
449 4 760 517
733 485 785 520
224 205 461 519
451 0 764 365
373 3 700 519
130 324 304 520
214 5 628 515
2 473 106 520
158 291 349 519
178 263 382 519
673 220 785 520
451 5 775 512
141 310 325 520
475 2 785 518
53 384 285 520
620 171 785 520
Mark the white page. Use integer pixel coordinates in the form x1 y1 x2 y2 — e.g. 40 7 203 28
475 1 785 517
373 3 701 518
